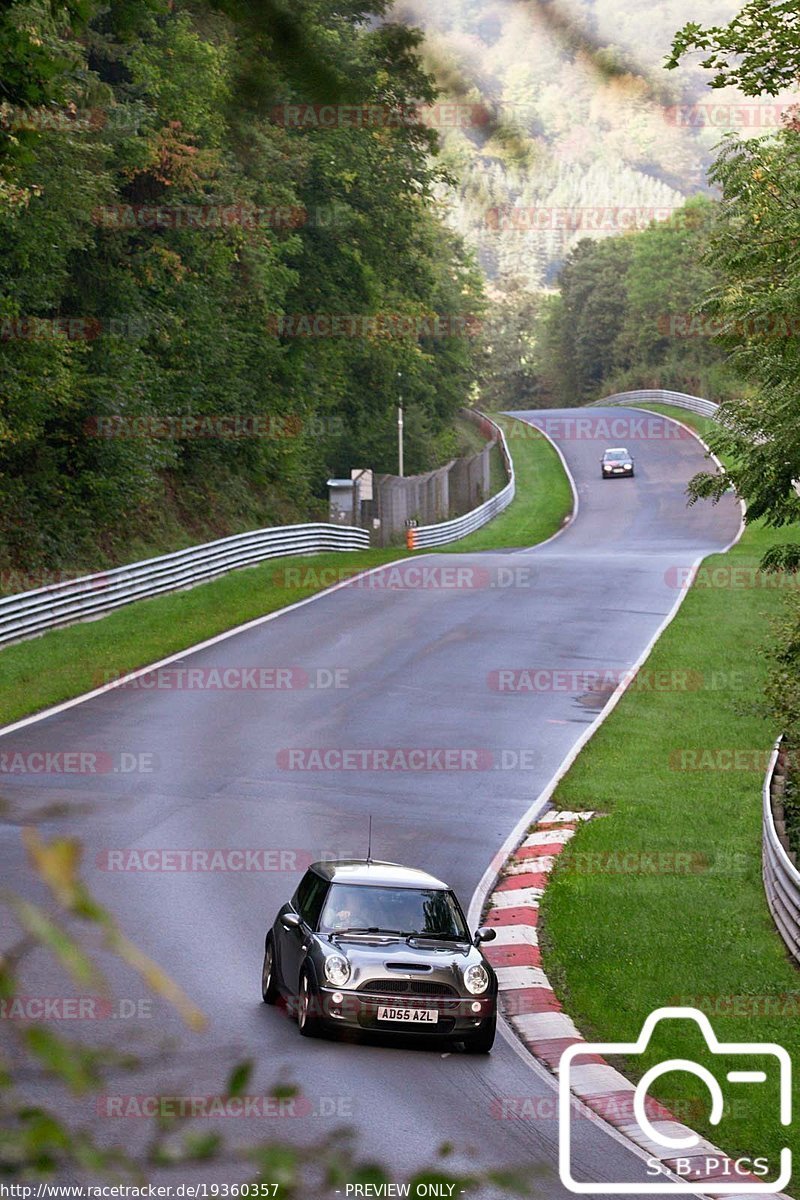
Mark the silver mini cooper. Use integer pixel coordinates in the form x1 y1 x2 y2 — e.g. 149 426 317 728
262 860 498 1052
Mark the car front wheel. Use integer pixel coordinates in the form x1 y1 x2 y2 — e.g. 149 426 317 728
297 967 324 1038
261 937 280 1004
462 1011 496 1054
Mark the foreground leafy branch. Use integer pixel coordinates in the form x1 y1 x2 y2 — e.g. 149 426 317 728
0 830 528 1195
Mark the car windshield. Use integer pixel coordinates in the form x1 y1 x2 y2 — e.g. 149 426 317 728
318 884 469 939
604 449 630 461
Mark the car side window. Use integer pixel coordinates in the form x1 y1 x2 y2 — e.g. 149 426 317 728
293 871 328 929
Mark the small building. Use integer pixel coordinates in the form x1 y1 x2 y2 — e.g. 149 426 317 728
327 478 355 524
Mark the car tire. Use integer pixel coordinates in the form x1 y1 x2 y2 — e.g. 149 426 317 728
462 1012 496 1054
261 936 280 1004
297 966 324 1038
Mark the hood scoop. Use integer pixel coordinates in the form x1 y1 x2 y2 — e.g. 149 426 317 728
386 961 432 972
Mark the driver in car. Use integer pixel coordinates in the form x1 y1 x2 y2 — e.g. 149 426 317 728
329 893 375 931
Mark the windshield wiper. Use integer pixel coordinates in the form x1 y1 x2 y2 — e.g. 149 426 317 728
406 931 467 942
329 927 409 937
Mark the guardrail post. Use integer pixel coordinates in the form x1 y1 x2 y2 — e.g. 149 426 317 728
762 734 800 965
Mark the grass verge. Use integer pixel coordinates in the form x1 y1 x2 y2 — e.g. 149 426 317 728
436 414 573 553
541 402 800 1188
0 412 571 726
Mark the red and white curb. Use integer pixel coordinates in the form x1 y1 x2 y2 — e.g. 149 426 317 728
482 808 786 1198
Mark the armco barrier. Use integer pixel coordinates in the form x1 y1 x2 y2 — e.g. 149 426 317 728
0 523 369 647
763 736 800 966
591 389 720 419
407 411 515 549
597 389 800 965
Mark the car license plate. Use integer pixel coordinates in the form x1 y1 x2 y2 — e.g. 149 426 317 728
377 1005 438 1024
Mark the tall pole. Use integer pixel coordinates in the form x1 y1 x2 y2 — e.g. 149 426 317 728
397 370 404 477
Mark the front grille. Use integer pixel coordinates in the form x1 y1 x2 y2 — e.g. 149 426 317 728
360 978 458 997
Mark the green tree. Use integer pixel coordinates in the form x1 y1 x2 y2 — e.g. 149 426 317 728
681 129 800 569
667 0 800 96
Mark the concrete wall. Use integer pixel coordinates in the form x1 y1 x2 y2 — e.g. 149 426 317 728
372 431 493 546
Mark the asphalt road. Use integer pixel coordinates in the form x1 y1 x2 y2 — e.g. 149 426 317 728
0 408 742 1195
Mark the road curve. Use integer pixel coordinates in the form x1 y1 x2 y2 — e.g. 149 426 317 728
0 408 741 1195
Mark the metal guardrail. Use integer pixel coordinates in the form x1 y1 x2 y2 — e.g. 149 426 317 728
762 736 800 965
407 411 515 549
596 390 800 962
591 389 720 419
0 523 369 648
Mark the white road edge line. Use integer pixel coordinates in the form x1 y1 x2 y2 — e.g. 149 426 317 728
500 412 580 553
0 555 422 739
468 406 746 1199
0 411 580 738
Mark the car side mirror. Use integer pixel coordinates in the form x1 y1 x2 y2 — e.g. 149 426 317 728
474 926 496 945
282 912 301 930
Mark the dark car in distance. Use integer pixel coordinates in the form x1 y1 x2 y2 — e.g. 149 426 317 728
601 446 635 478
262 860 498 1052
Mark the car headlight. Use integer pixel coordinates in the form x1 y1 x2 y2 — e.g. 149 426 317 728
324 954 351 987
463 964 489 995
